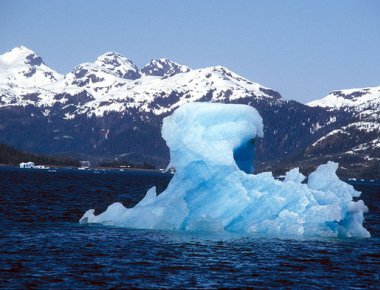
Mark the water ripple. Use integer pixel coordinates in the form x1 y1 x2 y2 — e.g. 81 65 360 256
0 167 379 288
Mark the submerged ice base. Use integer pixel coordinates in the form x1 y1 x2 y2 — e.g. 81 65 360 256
80 102 370 238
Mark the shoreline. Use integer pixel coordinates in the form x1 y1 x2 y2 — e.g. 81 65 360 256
0 163 168 174
1 164 378 183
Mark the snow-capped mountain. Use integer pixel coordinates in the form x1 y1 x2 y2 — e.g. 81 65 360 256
0 47 283 118
95 52 141 80
307 86 380 143
0 46 378 177
141 58 190 77
308 86 380 121
308 86 380 109
0 46 63 87
77 64 283 117
302 86 380 177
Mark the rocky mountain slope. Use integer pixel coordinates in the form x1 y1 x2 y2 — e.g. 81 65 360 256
0 46 377 177
303 86 380 177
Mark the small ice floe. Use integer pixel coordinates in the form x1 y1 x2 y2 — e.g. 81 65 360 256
19 162 35 169
19 162 49 169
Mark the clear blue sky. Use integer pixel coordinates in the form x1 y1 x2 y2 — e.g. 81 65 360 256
1 0 379 103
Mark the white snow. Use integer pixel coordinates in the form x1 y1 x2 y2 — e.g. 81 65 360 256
0 46 281 116
310 122 323 134
308 86 380 155
80 102 370 238
351 137 380 153
312 121 380 147
141 58 191 76
94 52 141 79
308 86 380 113
0 46 63 88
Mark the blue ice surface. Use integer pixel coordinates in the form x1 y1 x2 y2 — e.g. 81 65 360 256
80 102 370 238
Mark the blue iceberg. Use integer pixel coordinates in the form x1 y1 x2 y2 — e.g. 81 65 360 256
80 102 370 238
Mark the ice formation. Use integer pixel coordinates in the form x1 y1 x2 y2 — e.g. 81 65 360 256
80 102 370 238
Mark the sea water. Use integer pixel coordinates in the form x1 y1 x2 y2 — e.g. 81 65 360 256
0 167 379 288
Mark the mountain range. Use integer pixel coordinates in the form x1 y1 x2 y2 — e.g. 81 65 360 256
0 46 379 178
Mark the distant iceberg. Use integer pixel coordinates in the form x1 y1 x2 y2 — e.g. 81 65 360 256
19 162 36 169
19 161 49 169
80 102 370 238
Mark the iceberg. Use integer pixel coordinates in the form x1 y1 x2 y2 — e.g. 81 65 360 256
80 102 370 238
19 162 36 168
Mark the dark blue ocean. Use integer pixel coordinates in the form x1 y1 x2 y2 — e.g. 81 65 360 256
0 167 379 288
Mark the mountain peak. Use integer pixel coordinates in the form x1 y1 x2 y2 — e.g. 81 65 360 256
95 52 141 80
0 46 44 66
308 85 380 109
95 51 132 64
0 46 63 87
141 58 190 77
9 45 36 56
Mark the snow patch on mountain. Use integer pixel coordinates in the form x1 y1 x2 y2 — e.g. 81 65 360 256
351 138 380 153
311 121 380 147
